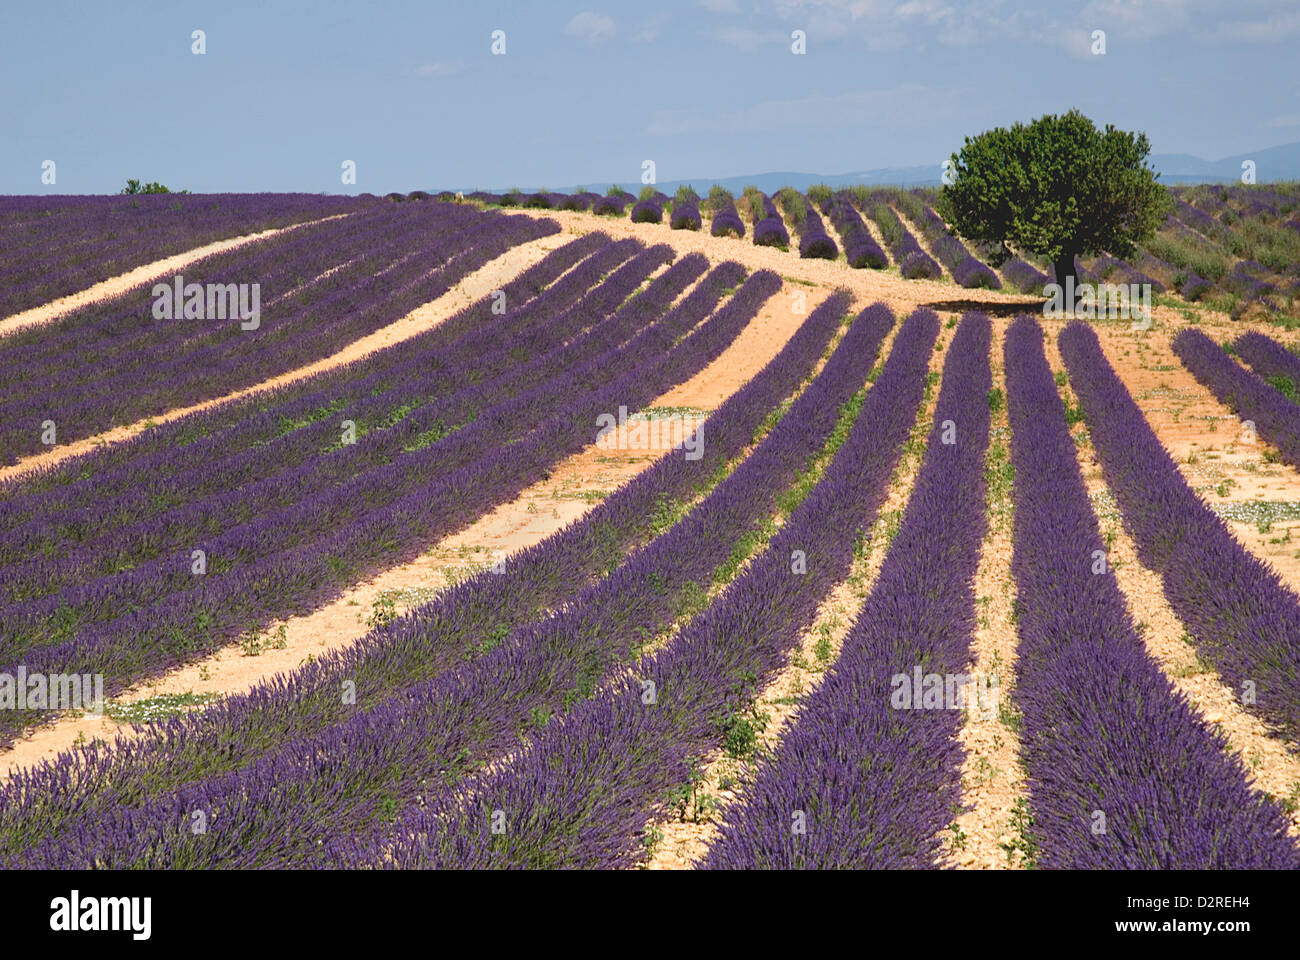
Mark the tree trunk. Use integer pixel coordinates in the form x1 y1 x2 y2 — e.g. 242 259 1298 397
1053 252 1077 291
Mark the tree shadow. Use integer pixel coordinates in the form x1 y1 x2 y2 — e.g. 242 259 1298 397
924 298 1045 318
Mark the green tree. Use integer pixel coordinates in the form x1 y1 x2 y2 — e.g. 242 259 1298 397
937 110 1170 290
121 179 179 195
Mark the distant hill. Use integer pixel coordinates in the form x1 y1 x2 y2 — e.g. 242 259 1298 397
1151 141 1300 183
460 141 1300 195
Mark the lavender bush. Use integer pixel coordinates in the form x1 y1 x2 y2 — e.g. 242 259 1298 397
630 199 663 224
670 199 701 231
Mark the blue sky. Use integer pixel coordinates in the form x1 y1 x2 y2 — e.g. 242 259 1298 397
3 0 1299 194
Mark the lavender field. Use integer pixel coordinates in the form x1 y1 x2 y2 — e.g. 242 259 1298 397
6 12 1300 940
3 180 1300 882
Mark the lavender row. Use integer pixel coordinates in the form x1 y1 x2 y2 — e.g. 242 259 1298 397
4 206 545 410
752 192 790 248
796 203 838 260
0 232 612 513
591 193 631 216
1173 197 1230 242
0 245 681 648
559 192 602 212
1091 254 1166 293
1173 328 1300 468
1008 317 1296 868
0 268 776 745
706 312 990 868
861 194 942 280
821 192 888 269
0 240 656 565
1060 323 1300 747
1 202 449 377
0 193 365 318
1222 259 1279 301
0 207 558 461
4 272 786 863
0 246 689 608
0 268 835 850
893 192 1001 289
332 307 938 870
0 238 636 558
1002 258 1051 294
710 198 746 239
1177 271 1214 300
1234 331 1300 389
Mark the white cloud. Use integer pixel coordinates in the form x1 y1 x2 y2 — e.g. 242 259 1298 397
565 11 617 44
414 62 461 78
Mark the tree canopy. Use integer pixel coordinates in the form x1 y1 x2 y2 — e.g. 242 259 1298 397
120 179 180 195
936 109 1170 289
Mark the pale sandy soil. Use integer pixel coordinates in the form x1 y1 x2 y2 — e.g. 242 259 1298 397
0 215 350 335
1044 334 1300 835
0 232 566 484
0 267 813 779
644 319 948 869
948 322 1028 869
